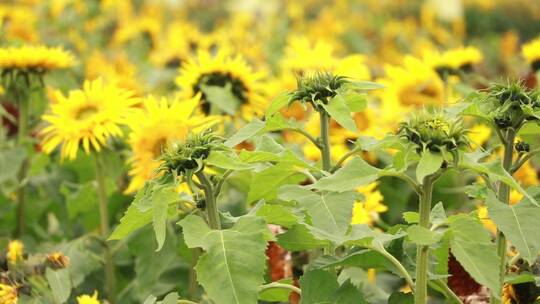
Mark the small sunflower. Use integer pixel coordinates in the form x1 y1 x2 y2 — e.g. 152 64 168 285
77 291 100 304
6 240 23 264
0 284 17 304
521 37 540 71
0 45 75 72
175 49 266 120
124 95 220 193
40 78 139 160
424 46 483 76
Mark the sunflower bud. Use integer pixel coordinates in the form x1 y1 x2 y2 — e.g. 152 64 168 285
289 72 349 111
485 81 540 129
157 130 223 178
515 141 530 153
398 111 468 154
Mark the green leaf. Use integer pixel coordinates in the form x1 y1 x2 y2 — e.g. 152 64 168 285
151 186 179 251
430 202 448 228
299 269 339 304
0 146 26 184
206 151 255 170
247 163 304 203
143 295 157 304
200 84 240 115
388 292 414 304
416 151 443 183
322 93 357 132
407 225 442 245
224 119 266 147
356 134 403 152
279 185 355 241
179 215 268 304
109 204 152 240
277 224 329 251
159 292 179 304
486 190 540 265
46 268 71 304
313 157 380 192
345 224 405 248
343 93 367 112
331 280 368 304
449 214 501 297
255 203 301 228
266 92 291 116
402 212 419 224
63 182 98 220
345 80 385 90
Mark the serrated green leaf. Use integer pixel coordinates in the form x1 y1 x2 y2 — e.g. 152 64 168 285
46 268 71 304
255 203 301 228
343 93 367 112
205 151 255 170
313 157 380 192
151 186 179 251
279 185 355 241
322 93 357 132
247 163 303 203
300 269 339 304
402 212 419 224
266 92 291 116
407 225 442 245
109 204 152 240
224 119 266 147
486 189 540 265
449 214 500 297
388 292 414 304
178 215 268 304
277 224 329 251
416 151 443 183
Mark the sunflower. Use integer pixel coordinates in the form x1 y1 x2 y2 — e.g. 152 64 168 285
77 291 100 304
0 284 17 304
378 56 444 121
0 45 75 72
351 182 388 226
124 95 220 193
521 37 540 71
176 49 266 120
424 46 483 75
6 240 23 264
41 78 139 160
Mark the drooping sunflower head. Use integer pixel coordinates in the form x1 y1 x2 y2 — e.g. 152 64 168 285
76 291 100 304
0 45 75 73
0 284 17 304
289 71 349 110
484 80 540 129
521 36 540 71
175 49 266 119
40 78 139 160
398 111 468 153
157 130 223 179
124 95 220 193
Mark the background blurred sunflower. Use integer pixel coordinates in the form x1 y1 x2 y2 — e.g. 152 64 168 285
0 45 75 71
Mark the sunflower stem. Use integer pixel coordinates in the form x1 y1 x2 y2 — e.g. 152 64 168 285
195 171 220 230
415 175 434 304
15 87 29 237
492 131 515 304
95 153 116 304
319 110 331 171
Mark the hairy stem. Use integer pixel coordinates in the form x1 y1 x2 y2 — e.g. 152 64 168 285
373 244 415 291
95 153 116 304
195 171 221 230
415 175 434 304
319 111 331 171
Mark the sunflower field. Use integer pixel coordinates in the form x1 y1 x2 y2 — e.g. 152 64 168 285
3 1 540 304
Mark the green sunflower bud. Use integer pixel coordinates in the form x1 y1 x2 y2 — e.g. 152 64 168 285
398 111 469 154
289 72 349 111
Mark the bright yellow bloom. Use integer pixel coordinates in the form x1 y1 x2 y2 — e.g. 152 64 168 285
468 124 492 148
424 46 483 71
41 78 139 160
125 95 220 193
514 161 539 186
0 45 75 71
501 284 516 304
176 49 266 120
6 240 23 264
0 284 17 304
378 56 444 122
77 291 100 304
521 36 540 67
351 183 388 226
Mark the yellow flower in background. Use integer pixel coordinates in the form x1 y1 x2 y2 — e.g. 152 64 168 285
176 49 266 120
0 284 17 304
351 183 388 226
514 161 539 186
424 46 483 72
125 95 220 193
501 283 517 304
41 78 139 160
468 123 492 148
0 45 75 71
0 4 38 42
85 51 142 94
77 291 100 304
521 36 540 69
6 240 24 264
149 20 204 68
377 56 444 125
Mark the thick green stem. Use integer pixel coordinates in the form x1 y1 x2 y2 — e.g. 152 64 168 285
319 111 331 172
415 176 434 304
15 94 29 237
492 131 515 304
95 153 116 304
195 171 220 230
